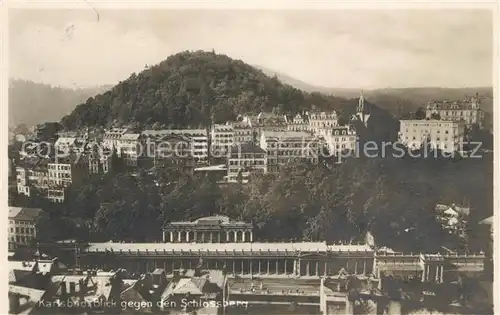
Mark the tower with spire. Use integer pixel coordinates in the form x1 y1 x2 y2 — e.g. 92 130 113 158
353 91 370 127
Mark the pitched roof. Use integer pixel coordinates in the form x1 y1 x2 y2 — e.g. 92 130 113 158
9 207 43 221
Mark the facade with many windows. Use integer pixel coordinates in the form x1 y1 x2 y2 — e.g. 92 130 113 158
425 93 484 128
47 156 88 202
211 124 234 154
8 207 43 250
260 131 320 172
317 125 357 156
226 143 267 183
399 119 466 153
143 129 209 162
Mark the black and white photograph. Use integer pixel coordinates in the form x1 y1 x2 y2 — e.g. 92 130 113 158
5 4 496 315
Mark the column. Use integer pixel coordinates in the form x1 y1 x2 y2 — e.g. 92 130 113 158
258 260 261 274
363 260 366 275
241 260 244 275
202 232 205 243
218 233 221 243
276 260 279 275
163 231 166 243
186 230 190 242
242 231 246 242
422 265 426 282
177 231 181 242
267 260 270 274
324 261 328 276
306 261 310 276
354 261 358 275
169 231 173 243
315 261 319 276
232 260 235 274
250 232 253 242
226 231 230 242
284 260 288 275
441 265 444 283
209 232 213 243
250 260 253 275
193 231 197 242
234 231 237 242
435 265 439 283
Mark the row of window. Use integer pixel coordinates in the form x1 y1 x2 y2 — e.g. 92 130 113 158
9 235 34 244
48 165 71 170
229 160 266 166
9 227 36 235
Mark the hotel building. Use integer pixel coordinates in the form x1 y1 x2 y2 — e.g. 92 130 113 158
211 124 234 154
425 93 484 128
8 207 43 250
317 125 357 156
399 120 465 153
226 143 267 183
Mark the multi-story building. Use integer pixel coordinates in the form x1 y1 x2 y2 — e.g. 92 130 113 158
118 133 143 167
232 122 254 144
87 146 114 175
103 128 129 153
226 143 267 183
162 215 254 243
399 119 466 153
425 93 484 128
47 155 88 203
211 124 234 154
260 131 320 172
285 112 310 132
8 207 43 250
148 133 194 172
54 137 77 153
317 125 357 156
143 129 209 162
16 157 50 197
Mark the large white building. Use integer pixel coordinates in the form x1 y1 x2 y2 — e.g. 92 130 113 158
103 128 129 152
399 119 465 153
308 111 339 133
425 93 484 128
211 124 234 154
317 125 357 156
260 131 320 172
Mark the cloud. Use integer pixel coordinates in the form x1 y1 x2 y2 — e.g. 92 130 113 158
9 9 493 89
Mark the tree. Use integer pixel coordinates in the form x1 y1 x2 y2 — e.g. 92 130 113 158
415 107 426 119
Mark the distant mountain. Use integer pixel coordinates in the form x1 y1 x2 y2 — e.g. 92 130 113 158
8 79 111 128
258 66 493 129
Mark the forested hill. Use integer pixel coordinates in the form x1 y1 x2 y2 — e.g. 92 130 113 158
60 50 398 138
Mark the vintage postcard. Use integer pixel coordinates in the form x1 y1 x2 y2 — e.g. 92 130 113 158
3 2 497 315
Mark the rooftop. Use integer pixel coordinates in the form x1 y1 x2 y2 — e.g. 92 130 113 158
9 207 43 221
229 143 266 154
84 242 372 254
164 215 250 227
262 131 315 139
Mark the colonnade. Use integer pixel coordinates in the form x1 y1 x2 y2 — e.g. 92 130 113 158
83 256 373 278
162 229 253 243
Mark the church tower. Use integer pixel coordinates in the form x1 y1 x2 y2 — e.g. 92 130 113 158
354 91 370 127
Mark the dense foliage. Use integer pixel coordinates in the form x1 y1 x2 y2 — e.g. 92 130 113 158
11 151 491 253
59 50 397 138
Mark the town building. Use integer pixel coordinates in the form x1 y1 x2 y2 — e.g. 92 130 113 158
118 133 144 167
162 215 254 243
309 111 339 133
399 119 466 153
103 128 129 152
211 124 234 154
226 143 267 183
285 112 310 132
87 146 114 175
425 93 484 128
143 133 194 171
260 131 320 172
317 125 357 156
232 121 254 144
144 129 209 162
8 207 43 250
47 155 88 203
16 157 50 197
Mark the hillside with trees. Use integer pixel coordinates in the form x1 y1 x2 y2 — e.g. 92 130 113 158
8 79 110 128
60 50 398 140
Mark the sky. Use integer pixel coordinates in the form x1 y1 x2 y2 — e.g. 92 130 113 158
9 9 493 89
